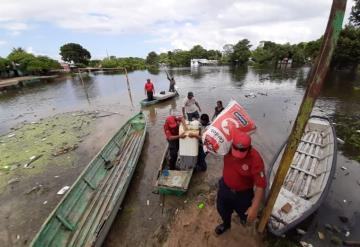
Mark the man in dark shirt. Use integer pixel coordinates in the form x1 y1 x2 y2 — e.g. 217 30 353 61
215 131 266 235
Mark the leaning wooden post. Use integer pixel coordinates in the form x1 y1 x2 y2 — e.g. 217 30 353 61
78 69 85 87
124 67 134 107
258 0 347 233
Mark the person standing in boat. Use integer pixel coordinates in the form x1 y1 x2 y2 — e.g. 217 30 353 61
188 113 210 172
166 71 176 92
163 116 186 169
215 131 266 235
212 100 224 121
182 91 201 121
144 79 155 101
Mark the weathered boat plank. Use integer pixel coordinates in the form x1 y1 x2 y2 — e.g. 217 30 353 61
31 112 147 247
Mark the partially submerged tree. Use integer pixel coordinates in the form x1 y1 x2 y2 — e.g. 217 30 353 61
332 25 360 69
189 45 208 59
146 51 159 66
230 39 251 65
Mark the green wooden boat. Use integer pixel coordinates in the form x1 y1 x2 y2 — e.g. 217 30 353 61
31 112 146 247
154 144 195 196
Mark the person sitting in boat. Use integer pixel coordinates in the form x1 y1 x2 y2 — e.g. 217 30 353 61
188 113 210 172
164 116 186 169
212 100 224 121
182 91 201 121
166 72 176 92
215 131 266 235
144 79 155 101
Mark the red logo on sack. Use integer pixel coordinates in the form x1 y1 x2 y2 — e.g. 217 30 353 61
203 134 219 153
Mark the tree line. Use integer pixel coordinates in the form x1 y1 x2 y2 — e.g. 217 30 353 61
146 1 360 70
0 48 61 77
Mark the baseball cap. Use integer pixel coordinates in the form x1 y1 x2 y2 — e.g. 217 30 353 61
231 131 251 159
166 116 177 128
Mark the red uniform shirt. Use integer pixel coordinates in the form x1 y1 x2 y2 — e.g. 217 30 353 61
163 116 182 140
223 148 266 191
144 82 154 92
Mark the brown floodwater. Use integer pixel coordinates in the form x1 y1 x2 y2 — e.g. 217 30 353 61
0 66 359 246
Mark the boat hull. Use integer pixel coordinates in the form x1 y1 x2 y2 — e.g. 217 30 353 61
154 145 195 196
267 116 337 236
31 112 147 247
140 91 178 107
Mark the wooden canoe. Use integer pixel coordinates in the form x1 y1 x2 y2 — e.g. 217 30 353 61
140 91 178 107
31 112 147 247
154 122 199 196
267 116 337 236
154 145 195 196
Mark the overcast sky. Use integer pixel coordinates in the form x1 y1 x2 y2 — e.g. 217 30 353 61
0 0 354 60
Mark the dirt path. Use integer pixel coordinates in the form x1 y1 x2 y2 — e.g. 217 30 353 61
160 191 264 247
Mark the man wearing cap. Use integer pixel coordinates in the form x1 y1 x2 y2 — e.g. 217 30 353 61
182 91 202 121
215 131 266 235
144 79 155 101
164 116 186 169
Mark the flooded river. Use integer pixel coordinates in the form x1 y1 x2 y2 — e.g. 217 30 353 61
0 66 359 246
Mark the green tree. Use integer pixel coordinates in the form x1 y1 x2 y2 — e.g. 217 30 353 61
100 56 146 70
7 48 37 72
251 47 273 65
158 52 169 65
332 25 360 69
169 49 191 67
7 48 60 74
292 44 306 65
146 51 159 66
221 44 234 64
59 43 91 65
207 50 222 60
26 56 60 73
189 45 208 59
0 57 10 72
304 38 322 61
350 0 360 26
230 39 251 65
101 57 119 68
89 60 101 67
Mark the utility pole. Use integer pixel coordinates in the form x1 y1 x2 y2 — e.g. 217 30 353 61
258 0 347 233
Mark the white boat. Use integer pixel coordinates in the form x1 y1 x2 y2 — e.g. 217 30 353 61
267 116 337 236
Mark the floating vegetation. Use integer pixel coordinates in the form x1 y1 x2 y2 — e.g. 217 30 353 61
333 114 360 162
0 111 95 191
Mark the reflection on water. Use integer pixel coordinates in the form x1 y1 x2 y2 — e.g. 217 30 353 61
0 66 359 246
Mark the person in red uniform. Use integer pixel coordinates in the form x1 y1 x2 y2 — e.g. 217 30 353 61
215 131 266 235
163 116 186 169
144 79 155 101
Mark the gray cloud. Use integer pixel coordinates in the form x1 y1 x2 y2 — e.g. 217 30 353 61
0 0 354 52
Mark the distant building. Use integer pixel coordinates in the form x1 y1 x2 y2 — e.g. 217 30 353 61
190 59 218 67
60 63 70 72
258 41 265 48
60 62 77 72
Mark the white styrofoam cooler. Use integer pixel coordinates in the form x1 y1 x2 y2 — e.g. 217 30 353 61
179 121 199 156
